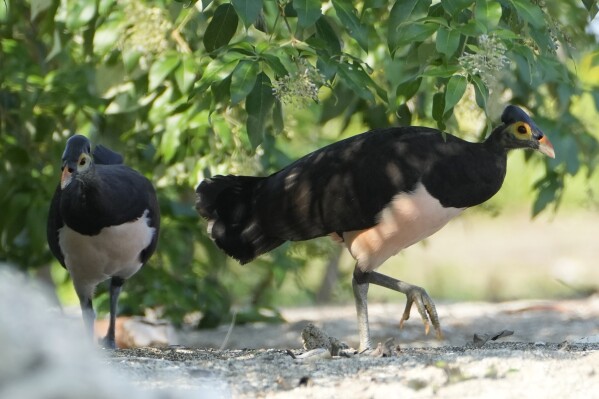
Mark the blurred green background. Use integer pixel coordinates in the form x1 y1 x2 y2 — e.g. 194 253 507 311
1 0 598 328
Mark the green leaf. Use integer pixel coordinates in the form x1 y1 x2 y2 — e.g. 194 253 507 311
160 125 181 163
261 53 288 77
46 29 62 61
31 0 53 20
294 0 322 29
470 76 488 109
441 0 474 14
273 100 284 134
396 78 421 102
513 44 535 85
436 27 461 57
203 4 239 53
553 135 580 176
211 75 232 106
149 54 180 91
316 56 338 81
175 56 198 94
66 1 97 30
246 72 275 149
432 92 446 129
230 60 260 105
191 58 239 98
337 62 375 102
231 0 263 28
420 64 461 78
592 91 599 111
98 0 116 15
443 75 467 114
388 0 431 52
475 0 502 32
532 174 560 216
582 0 598 15
510 0 545 29
389 0 431 26
492 29 521 40
456 19 487 36
391 23 437 50
315 16 341 55
332 0 369 52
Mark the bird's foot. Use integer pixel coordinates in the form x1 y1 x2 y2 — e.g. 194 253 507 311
99 336 118 350
400 285 443 339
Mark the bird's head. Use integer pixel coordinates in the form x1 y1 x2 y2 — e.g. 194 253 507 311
496 105 555 158
60 135 93 189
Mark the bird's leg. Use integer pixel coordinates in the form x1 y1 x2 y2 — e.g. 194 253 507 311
78 296 96 342
368 271 442 339
103 277 125 349
352 267 372 352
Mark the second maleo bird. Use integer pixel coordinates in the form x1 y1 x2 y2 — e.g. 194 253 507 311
47 135 160 349
196 105 555 352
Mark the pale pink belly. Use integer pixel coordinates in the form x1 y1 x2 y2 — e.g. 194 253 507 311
341 183 464 271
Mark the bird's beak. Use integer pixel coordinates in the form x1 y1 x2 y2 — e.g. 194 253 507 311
61 165 73 189
538 135 555 159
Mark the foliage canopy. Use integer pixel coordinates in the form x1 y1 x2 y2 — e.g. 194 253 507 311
1 0 598 326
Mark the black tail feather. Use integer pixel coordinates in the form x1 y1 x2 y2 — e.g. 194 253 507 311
196 175 284 264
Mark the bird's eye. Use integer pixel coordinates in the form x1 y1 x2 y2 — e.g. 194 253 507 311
517 125 528 134
79 157 86 166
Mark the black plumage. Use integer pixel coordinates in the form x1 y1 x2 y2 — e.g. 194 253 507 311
196 105 555 351
47 135 160 348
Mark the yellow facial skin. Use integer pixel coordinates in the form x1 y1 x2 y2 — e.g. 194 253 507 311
507 121 555 159
510 121 533 140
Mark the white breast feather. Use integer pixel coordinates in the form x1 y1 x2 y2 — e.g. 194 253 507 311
344 183 464 271
58 210 154 298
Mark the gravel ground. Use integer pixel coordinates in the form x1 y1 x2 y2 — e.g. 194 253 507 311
107 297 599 398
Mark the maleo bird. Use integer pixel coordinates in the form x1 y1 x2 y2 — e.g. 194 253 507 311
47 135 160 349
195 105 555 352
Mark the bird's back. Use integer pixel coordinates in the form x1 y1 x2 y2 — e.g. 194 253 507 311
252 127 506 241
196 126 507 264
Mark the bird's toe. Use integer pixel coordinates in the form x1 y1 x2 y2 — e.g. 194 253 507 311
400 285 443 339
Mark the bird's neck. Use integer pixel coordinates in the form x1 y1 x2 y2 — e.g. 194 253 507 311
69 168 105 213
483 125 510 156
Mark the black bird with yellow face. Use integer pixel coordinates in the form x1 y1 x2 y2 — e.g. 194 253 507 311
47 135 160 349
196 105 555 352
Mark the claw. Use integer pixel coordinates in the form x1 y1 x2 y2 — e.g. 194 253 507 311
400 285 442 339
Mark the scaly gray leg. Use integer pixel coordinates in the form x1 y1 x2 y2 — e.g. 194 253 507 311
78 296 96 342
103 277 125 349
352 267 371 352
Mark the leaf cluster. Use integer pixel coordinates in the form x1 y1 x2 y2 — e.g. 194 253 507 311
1 0 598 326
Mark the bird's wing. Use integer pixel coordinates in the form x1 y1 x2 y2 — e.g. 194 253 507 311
139 180 160 264
63 164 158 234
93 145 124 165
97 165 160 264
46 185 66 267
254 127 445 241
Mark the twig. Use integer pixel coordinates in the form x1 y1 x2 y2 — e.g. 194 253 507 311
219 309 237 350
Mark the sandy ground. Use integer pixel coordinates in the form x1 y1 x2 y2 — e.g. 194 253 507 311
108 297 599 398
